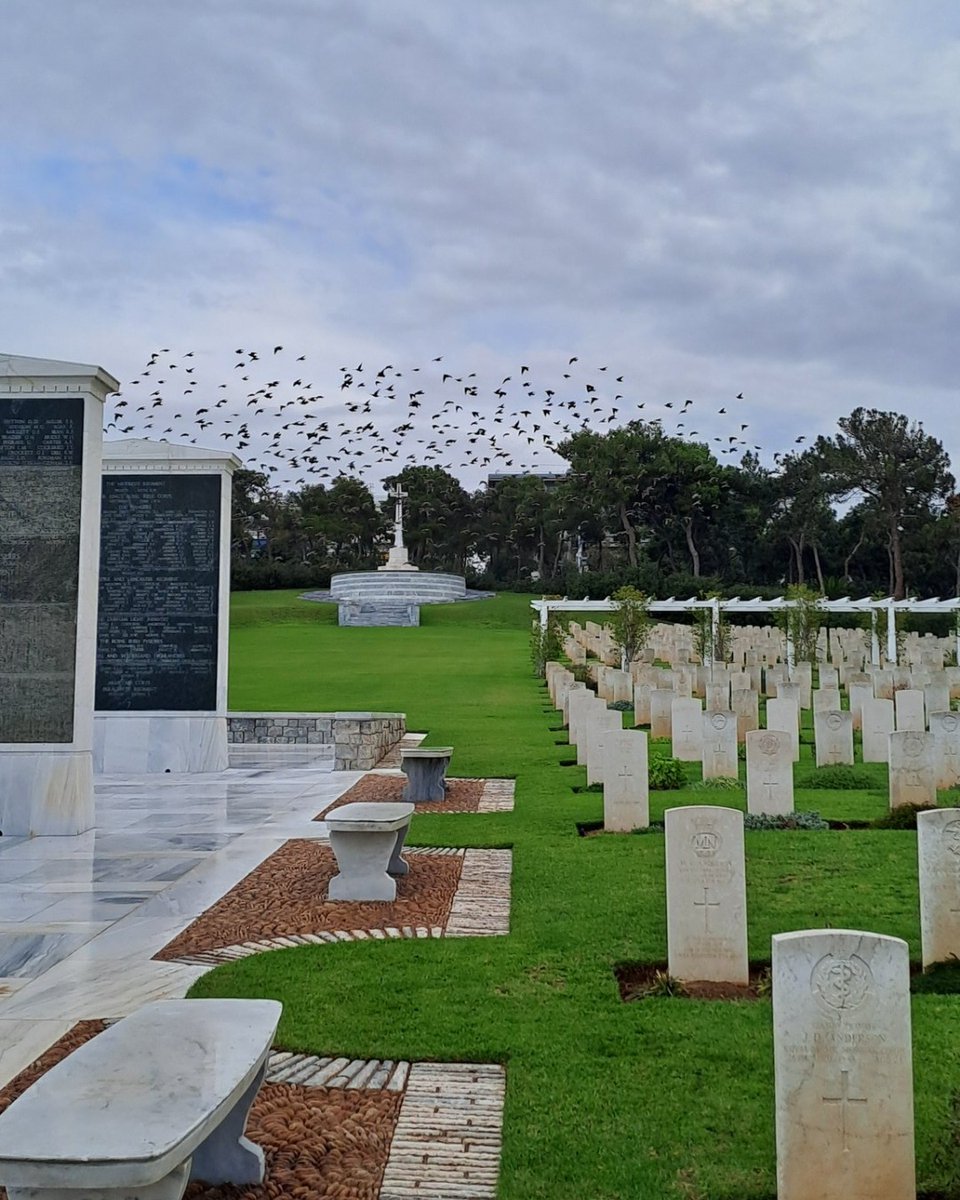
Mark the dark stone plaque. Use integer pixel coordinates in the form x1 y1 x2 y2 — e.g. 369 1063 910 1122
96 474 221 711
0 396 84 743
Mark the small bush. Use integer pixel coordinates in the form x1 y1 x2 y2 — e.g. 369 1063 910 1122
693 776 744 792
649 757 686 790
638 969 688 999
607 699 633 711
872 803 938 830
743 811 829 831
797 765 876 790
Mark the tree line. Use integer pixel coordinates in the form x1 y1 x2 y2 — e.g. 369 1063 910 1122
231 406 960 600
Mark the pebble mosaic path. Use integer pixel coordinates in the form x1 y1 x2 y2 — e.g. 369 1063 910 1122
168 848 513 966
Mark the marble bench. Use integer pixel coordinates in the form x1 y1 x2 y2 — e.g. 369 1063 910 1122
326 801 415 901
0 998 281 1200
400 746 454 803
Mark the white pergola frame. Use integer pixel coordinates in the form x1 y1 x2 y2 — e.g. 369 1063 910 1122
531 595 960 668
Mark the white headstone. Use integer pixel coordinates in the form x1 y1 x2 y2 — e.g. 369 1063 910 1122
847 682 873 732
745 729 794 815
895 688 925 732
633 682 652 727
924 681 950 727
813 709 854 767
701 710 738 779
731 688 759 742
766 698 800 761
929 710 960 790
665 805 748 984
705 681 730 712
818 665 839 690
861 698 895 764
888 730 936 808
812 688 842 713
918 808 960 968
671 697 704 762
650 689 674 740
602 731 649 832
586 708 624 785
772 929 915 1200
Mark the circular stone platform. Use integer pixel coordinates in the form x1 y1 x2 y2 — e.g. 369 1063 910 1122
329 571 468 603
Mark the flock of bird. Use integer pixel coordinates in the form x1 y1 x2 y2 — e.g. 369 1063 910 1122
102 346 803 489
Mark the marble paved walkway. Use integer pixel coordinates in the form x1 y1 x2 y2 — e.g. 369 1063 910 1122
0 750 363 1086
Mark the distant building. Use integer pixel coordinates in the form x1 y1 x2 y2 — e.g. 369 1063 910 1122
486 471 567 490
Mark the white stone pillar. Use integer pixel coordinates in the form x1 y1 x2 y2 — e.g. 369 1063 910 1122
0 354 117 834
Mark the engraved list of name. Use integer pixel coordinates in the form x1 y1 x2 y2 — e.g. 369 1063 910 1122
96 475 220 711
0 396 84 743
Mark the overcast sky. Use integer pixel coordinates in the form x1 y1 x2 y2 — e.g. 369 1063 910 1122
3 0 959 490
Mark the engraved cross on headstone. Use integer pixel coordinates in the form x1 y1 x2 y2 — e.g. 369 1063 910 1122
822 1069 867 1152
693 887 720 932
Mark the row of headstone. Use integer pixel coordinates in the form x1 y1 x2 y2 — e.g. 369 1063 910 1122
0 356 238 835
667 802 960 1199
552 658 938 1198
664 802 960 980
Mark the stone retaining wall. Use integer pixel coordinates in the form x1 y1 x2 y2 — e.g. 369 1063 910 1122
228 712 405 770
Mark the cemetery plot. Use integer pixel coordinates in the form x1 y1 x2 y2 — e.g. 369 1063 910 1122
315 773 515 815
614 960 769 1001
207 595 960 1198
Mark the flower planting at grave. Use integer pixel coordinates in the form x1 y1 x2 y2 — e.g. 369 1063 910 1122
183 589 960 1199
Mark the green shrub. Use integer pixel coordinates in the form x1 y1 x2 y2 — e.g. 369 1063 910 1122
872 803 938 830
607 699 633 711
743 811 829 831
797 765 877 790
693 776 743 792
648 757 686 790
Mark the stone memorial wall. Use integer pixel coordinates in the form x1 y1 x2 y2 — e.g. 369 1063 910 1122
0 395 84 743
96 475 220 711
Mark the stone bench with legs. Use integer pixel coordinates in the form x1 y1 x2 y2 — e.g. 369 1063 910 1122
0 998 281 1200
400 746 454 803
325 800 415 901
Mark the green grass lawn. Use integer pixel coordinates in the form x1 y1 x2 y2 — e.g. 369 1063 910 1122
192 589 960 1198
